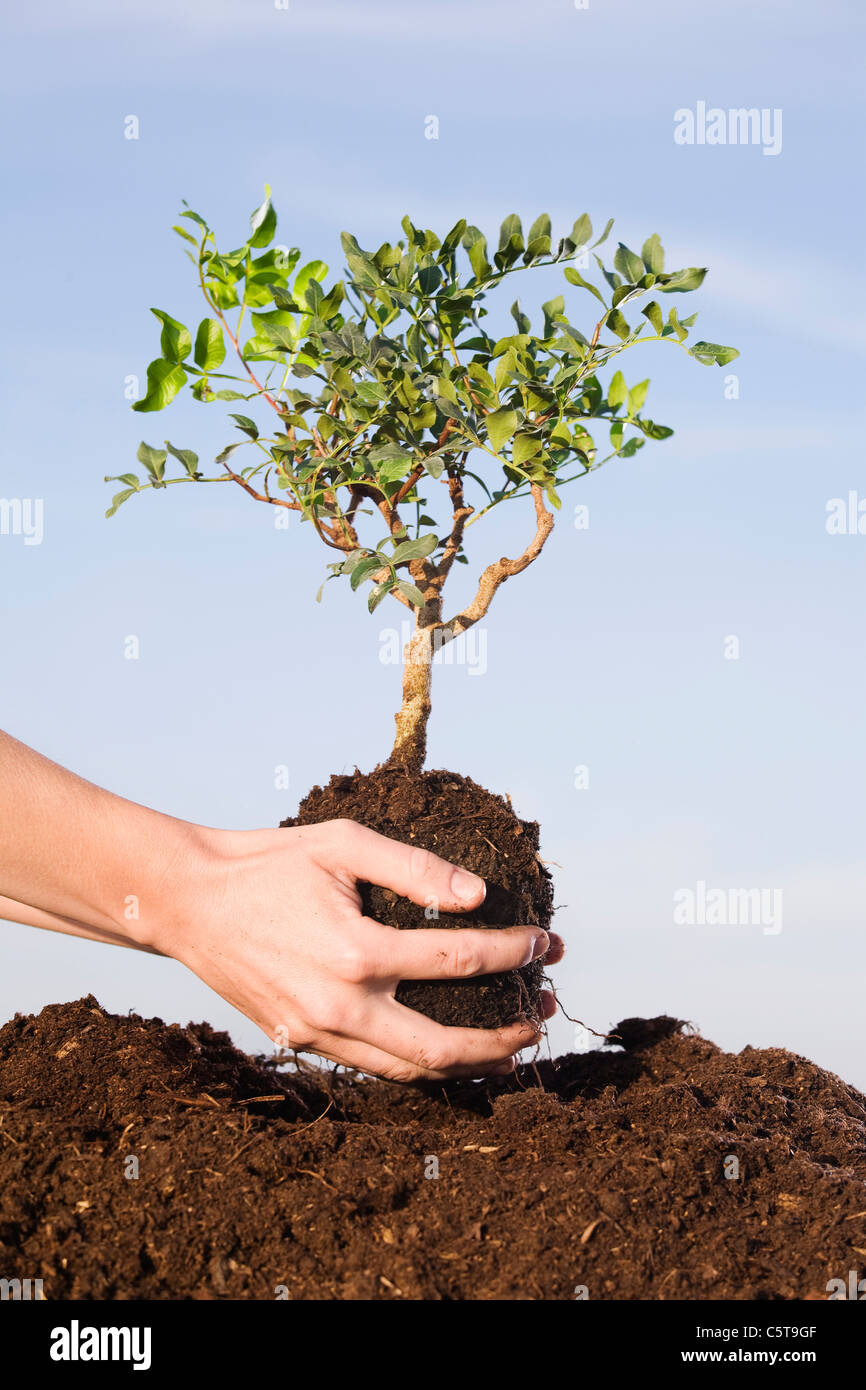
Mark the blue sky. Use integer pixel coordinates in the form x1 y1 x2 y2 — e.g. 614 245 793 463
2 0 865 1083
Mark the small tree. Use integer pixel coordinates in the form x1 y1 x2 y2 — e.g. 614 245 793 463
110 189 737 772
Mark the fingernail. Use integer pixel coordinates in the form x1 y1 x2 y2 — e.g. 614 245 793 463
529 931 550 962
451 868 485 906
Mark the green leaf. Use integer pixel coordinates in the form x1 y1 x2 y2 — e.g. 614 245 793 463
659 266 707 293
542 294 566 338
417 264 442 296
105 488 138 518
637 418 674 440
545 482 562 510
215 442 246 467
486 407 518 454
620 436 644 458
149 309 191 364
194 318 225 371
249 187 277 248
524 213 552 261
392 533 438 564
463 226 491 280
131 359 187 412
668 307 689 342
641 234 665 274
254 317 296 352
690 341 740 366
437 373 458 404
592 218 615 248
377 458 411 484
340 233 379 287
439 218 468 259
606 309 630 340
564 266 606 304
466 362 496 398
165 441 199 477
627 379 650 414
612 282 642 308
368 579 393 613
512 433 542 467
294 259 328 297
642 301 663 334
270 286 304 313
229 413 259 439
180 204 209 232
614 243 644 284
349 555 385 590
498 216 523 249
510 299 531 334
395 580 425 607
137 441 167 482
571 214 592 248
607 371 627 409
368 442 413 467
354 380 388 404
206 274 240 310
494 348 518 392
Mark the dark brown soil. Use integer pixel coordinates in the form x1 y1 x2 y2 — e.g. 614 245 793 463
282 766 553 1029
2 997 866 1301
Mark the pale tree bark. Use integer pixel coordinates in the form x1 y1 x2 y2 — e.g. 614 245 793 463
387 484 555 773
390 615 437 773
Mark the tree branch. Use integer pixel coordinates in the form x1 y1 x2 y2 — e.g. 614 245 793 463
438 484 555 643
221 467 301 511
430 462 473 590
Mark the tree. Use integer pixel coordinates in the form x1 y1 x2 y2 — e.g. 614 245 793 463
110 188 737 771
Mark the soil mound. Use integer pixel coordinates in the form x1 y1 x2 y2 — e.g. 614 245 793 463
2 997 864 1300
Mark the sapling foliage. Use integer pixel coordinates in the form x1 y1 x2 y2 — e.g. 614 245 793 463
111 188 737 770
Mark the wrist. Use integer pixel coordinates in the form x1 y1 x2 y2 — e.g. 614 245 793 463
105 815 227 955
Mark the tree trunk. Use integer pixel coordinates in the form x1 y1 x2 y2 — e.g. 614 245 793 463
389 614 437 773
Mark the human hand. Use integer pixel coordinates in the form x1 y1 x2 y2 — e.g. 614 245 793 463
158 818 563 1083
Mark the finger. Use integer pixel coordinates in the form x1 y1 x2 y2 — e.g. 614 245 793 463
354 995 543 1073
321 820 486 913
539 988 557 1020
543 932 566 966
361 920 549 982
308 1037 519 1085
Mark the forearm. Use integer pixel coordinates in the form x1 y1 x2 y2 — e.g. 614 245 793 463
0 730 206 948
0 894 163 951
